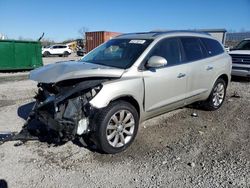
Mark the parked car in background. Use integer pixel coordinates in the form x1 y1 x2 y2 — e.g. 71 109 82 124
29 31 231 154
229 38 250 77
76 48 86 56
42 44 72 57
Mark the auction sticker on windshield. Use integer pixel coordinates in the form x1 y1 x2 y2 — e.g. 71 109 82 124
129 40 146 44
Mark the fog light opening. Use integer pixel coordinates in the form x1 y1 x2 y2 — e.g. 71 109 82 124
77 118 89 135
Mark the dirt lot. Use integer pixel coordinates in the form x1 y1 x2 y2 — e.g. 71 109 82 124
0 57 249 187
42 53 81 66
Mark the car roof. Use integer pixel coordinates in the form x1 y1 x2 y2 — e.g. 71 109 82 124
115 30 212 40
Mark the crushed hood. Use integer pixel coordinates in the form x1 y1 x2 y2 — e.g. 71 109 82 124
29 61 125 83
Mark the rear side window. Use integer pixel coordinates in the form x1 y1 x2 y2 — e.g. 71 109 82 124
58 45 66 48
149 38 181 66
181 37 205 62
201 38 224 56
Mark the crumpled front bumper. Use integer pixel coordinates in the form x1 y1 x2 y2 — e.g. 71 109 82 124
30 79 105 141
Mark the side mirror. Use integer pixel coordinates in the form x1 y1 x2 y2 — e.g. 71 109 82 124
146 56 168 68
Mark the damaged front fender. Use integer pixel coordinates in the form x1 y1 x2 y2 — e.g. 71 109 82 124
32 78 109 142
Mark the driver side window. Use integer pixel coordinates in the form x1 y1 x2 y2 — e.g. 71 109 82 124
150 38 182 67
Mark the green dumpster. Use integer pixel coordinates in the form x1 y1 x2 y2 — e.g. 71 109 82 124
0 40 43 70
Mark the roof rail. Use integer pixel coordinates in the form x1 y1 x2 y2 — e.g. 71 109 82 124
117 32 153 37
116 29 226 39
150 30 211 37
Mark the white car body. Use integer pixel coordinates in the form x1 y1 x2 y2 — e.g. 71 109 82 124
42 44 72 57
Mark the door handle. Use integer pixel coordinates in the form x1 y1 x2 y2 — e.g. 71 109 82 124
206 66 213 71
177 73 186 78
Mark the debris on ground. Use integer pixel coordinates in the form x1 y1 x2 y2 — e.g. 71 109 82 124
198 131 204 135
191 112 198 117
14 141 25 147
231 91 241 98
187 162 196 168
162 160 168 165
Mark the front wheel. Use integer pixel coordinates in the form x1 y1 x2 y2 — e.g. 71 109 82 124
92 101 139 154
201 78 227 111
43 51 50 57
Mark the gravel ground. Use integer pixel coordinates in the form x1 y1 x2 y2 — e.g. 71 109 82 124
0 75 249 188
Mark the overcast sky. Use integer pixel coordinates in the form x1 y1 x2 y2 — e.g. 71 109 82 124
1 0 250 42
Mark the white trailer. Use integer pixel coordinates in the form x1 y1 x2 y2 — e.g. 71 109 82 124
198 29 227 44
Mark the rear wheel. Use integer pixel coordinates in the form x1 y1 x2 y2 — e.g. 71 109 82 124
201 78 226 111
63 51 70 57
92 101 139 154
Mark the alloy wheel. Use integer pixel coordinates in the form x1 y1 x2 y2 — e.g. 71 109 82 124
212 82 225 107
106 110 135 148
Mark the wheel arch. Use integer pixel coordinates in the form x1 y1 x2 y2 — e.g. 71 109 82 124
201 73 228 111
111 95 141 118
217 74 229 87
43 51 50 55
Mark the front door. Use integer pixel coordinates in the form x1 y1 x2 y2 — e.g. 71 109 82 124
142 37 188 117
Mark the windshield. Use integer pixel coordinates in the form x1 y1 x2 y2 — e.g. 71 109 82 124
81 39 153 69
234 40 250 50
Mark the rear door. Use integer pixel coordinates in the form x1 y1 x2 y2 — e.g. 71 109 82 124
180 37 215 103
50 45 59 54
59 45 67 54
143 37 188 117
200 37 226 90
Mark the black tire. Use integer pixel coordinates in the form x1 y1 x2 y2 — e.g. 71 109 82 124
43 51 50 57
92 100 139 154
63 51 70 57
201 78 227 111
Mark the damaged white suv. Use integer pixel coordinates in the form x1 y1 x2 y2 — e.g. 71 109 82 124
29 31 232 153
